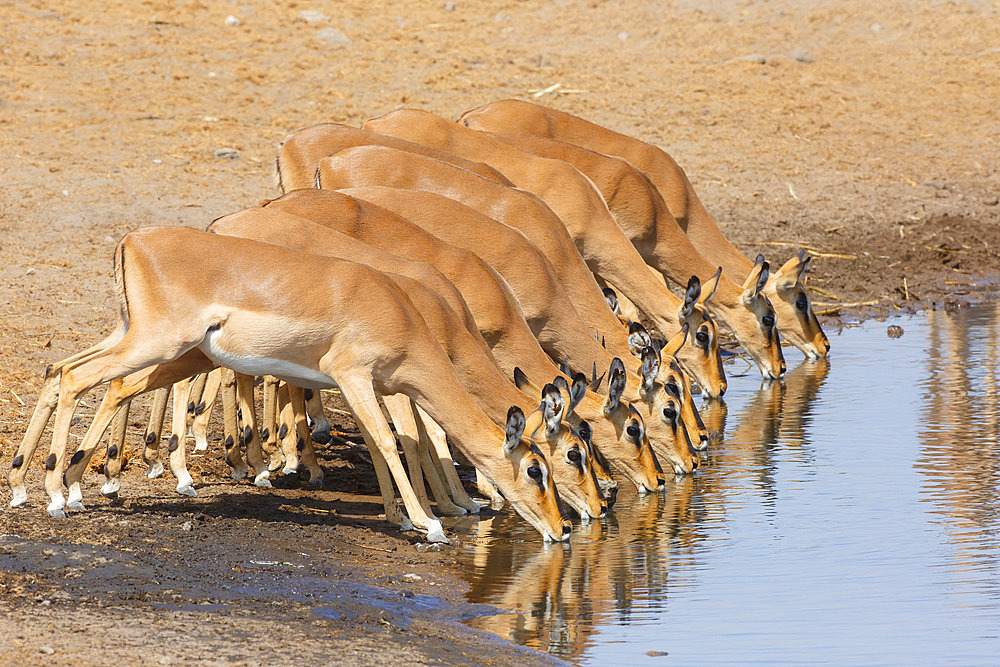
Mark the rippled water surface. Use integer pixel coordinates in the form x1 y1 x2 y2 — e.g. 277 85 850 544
454 303 1000 665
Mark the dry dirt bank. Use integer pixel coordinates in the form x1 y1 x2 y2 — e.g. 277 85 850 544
1 0 999 663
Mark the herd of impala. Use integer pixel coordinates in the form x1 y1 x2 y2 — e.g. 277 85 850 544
7 100 829 543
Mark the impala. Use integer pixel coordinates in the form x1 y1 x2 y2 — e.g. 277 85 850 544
459 99 829 359
7 228 571 542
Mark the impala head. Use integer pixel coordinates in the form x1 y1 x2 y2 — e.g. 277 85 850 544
736 255 786 380
595 357 665 494
525 384 606 521
673 276 727 398
765 251 830 360
495 406 571 542
633 341 700 476
552 372 617 501
658 324 710 451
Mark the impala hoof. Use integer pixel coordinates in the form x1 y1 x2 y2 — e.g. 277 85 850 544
308 476 324 487
67 500 86 511
193 439 208 452
253 472 272 488
9 487 27 507
426 527 450 544
231 465 248 481
146 461 164 479
282 466 298 476
437 503 467 517
47 501 66 519
176 484 197 497
100 479 121 497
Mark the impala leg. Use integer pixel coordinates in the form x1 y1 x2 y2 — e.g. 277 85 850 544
382 394 436 518
101 399 129 497
289 386 324 485
45 335 203 517
234 373 270 487
142 386 169 479
476 469 506 509
67 355 216 508
337 377 447 543
187 372 208 422
276 384 300 475
413 403 482 514
220 368 247 480
384 395 466 517
304 388 331 445
261 376 282 470
191 368 221 452
167 379 196 497
7 373 62 507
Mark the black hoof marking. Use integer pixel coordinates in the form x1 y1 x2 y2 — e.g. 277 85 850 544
296 438 305 452
260 428 270 442
11 454 23 469
70 451 84 466
144 432 157 446
277 424 288 440
242 425 253 445
303 389 313 401
108 444 118 459
187 401 195 414
237 409 243 420
224 435 234 449
167 435 179 453
194 402 205 416
45 454 57 471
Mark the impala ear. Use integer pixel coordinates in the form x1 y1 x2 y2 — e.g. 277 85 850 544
627 321 653 359
504 406 526 456
679 276 701 320
575 420 592 447
568 372 588 414
640 346 660 393
601 286 621 316
589 361 605 391
513 367 531 390
540 383 565 435
699 267 722 305
742 255 770 304
606 364 626 413
661 322 690 358
560 356 572 375
774 251 810 291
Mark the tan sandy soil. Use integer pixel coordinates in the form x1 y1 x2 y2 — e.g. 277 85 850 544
1 0 999 663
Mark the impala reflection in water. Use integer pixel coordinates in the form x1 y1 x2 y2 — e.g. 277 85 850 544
454 302 1000 665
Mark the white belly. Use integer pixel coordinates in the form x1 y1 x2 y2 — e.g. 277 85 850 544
198 328 338 390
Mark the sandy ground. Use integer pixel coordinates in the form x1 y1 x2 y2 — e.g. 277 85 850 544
2 0 999 664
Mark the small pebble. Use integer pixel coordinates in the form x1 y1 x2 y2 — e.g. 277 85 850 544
443 2 456 10
62 190 69 196
415 542 447 552
887 325 904 338
224 15 240 27
40 646 55 655
618 31 629 40
214 148 239 160
297 10 330 23
789 48 813 63
316 27 351 46
402 573 422 581
733 54 767 64
646 650 669 657
152 159 162 164
181 521 193 531
25 267 36 275
399 590 414 598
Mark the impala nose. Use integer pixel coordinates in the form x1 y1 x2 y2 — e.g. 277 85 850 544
599 504 608 516
824 339 831 352
562 522 572 536
718 385 726 397
656 477 666 488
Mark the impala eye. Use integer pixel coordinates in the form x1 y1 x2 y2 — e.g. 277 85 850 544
663 406 677 422
665 380 680 398
527 465 543 481
762 313 775 328
796 294 808 311
626 423 641 439
568 449 582 463
695 330 709 346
